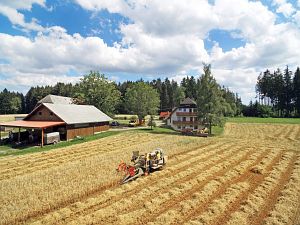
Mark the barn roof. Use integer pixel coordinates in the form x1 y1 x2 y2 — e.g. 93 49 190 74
38 95 74 105
39 103 113 124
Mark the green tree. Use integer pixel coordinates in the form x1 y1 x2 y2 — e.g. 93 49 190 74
172 81 185 108
196 64 225 134
124 82 160 122
293 67 300 116
77 71 121 116
10 96 22 113
0 89 11 114
181 76 197 99
283 66 293 117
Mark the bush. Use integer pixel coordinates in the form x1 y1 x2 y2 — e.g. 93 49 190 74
148 120 156 127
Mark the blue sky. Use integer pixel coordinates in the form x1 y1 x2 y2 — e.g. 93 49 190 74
1 0 300 103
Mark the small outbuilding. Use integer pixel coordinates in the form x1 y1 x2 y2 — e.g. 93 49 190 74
0 95 112 147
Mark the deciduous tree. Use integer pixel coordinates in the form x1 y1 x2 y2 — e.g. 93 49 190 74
124 82 160 122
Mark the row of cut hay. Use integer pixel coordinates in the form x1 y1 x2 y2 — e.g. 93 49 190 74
249 149 281 175
0 132 133 170
264 155 300 225
28 141 229 225
0 133 191 180
51 144 246 225
284 124 300 141
185 182 250 225
0 132 152 169
0 134 210 225
84 147 251 225
149 148 268 225
224 123 300 142
226 151 295 225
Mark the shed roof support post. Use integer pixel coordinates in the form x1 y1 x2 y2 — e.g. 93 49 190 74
41 128 44 148
18 128 20 143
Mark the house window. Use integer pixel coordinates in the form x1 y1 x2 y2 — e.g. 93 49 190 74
50 112 53 116
190 117 193 122
183 108 186 112
178 126 181 129
189 108 192 112
183 117 186 121
38 111 42 116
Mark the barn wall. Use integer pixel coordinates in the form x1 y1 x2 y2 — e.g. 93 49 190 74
66 127 94 140
94 125 109 132
66 122 110 140
26 105 61 121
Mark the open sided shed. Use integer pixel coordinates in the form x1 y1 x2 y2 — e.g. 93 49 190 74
0 95 112 147
0 121 65 147
23 102 112 140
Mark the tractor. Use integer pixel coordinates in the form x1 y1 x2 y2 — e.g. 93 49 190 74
116 148 167 184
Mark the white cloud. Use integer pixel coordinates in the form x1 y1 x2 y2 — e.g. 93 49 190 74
0 0 45 31
272 0 296 17
0 25 209 90
293 11 300 25
2 0 300 104
0 0 45 10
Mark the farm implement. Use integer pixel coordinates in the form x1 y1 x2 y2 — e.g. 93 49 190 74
116 148 167 184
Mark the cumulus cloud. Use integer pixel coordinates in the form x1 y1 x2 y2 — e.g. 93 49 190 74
2 0 300 103
272 0 296 17
0 0 45 31
293 11 300 26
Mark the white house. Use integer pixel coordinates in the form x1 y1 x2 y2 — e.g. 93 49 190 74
167 97 202 131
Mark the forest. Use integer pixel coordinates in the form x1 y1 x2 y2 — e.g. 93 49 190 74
0 65 241 123
245 66 300 118
1 65 299 119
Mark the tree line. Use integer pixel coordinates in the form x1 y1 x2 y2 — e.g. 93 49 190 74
0 66 242 125
253 66 300 117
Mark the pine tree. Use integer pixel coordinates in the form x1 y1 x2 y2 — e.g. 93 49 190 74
196 64 225 134
283 66 293 117
293 67 300 116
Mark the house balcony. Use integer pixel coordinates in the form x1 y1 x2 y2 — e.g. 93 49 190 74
172 120 200 125
176 112 197 116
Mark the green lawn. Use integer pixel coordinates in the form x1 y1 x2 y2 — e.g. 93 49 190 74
226 117 300 124
0 131 122 157
211 126 224 136
137 127 176 134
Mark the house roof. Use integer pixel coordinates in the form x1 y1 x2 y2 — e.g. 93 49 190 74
25 103 113 124
165 107 178 120
0 120 65 129
180 97 197 105
38 95 73 105
159 111 170 117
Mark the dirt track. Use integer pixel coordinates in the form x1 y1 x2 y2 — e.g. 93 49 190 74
0 123 299 225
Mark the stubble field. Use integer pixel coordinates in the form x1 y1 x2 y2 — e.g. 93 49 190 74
0 122 299 225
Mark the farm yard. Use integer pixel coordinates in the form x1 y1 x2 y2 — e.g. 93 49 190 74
0 122 299 225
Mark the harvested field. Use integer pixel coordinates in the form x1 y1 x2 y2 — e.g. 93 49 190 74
0 123 300 225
